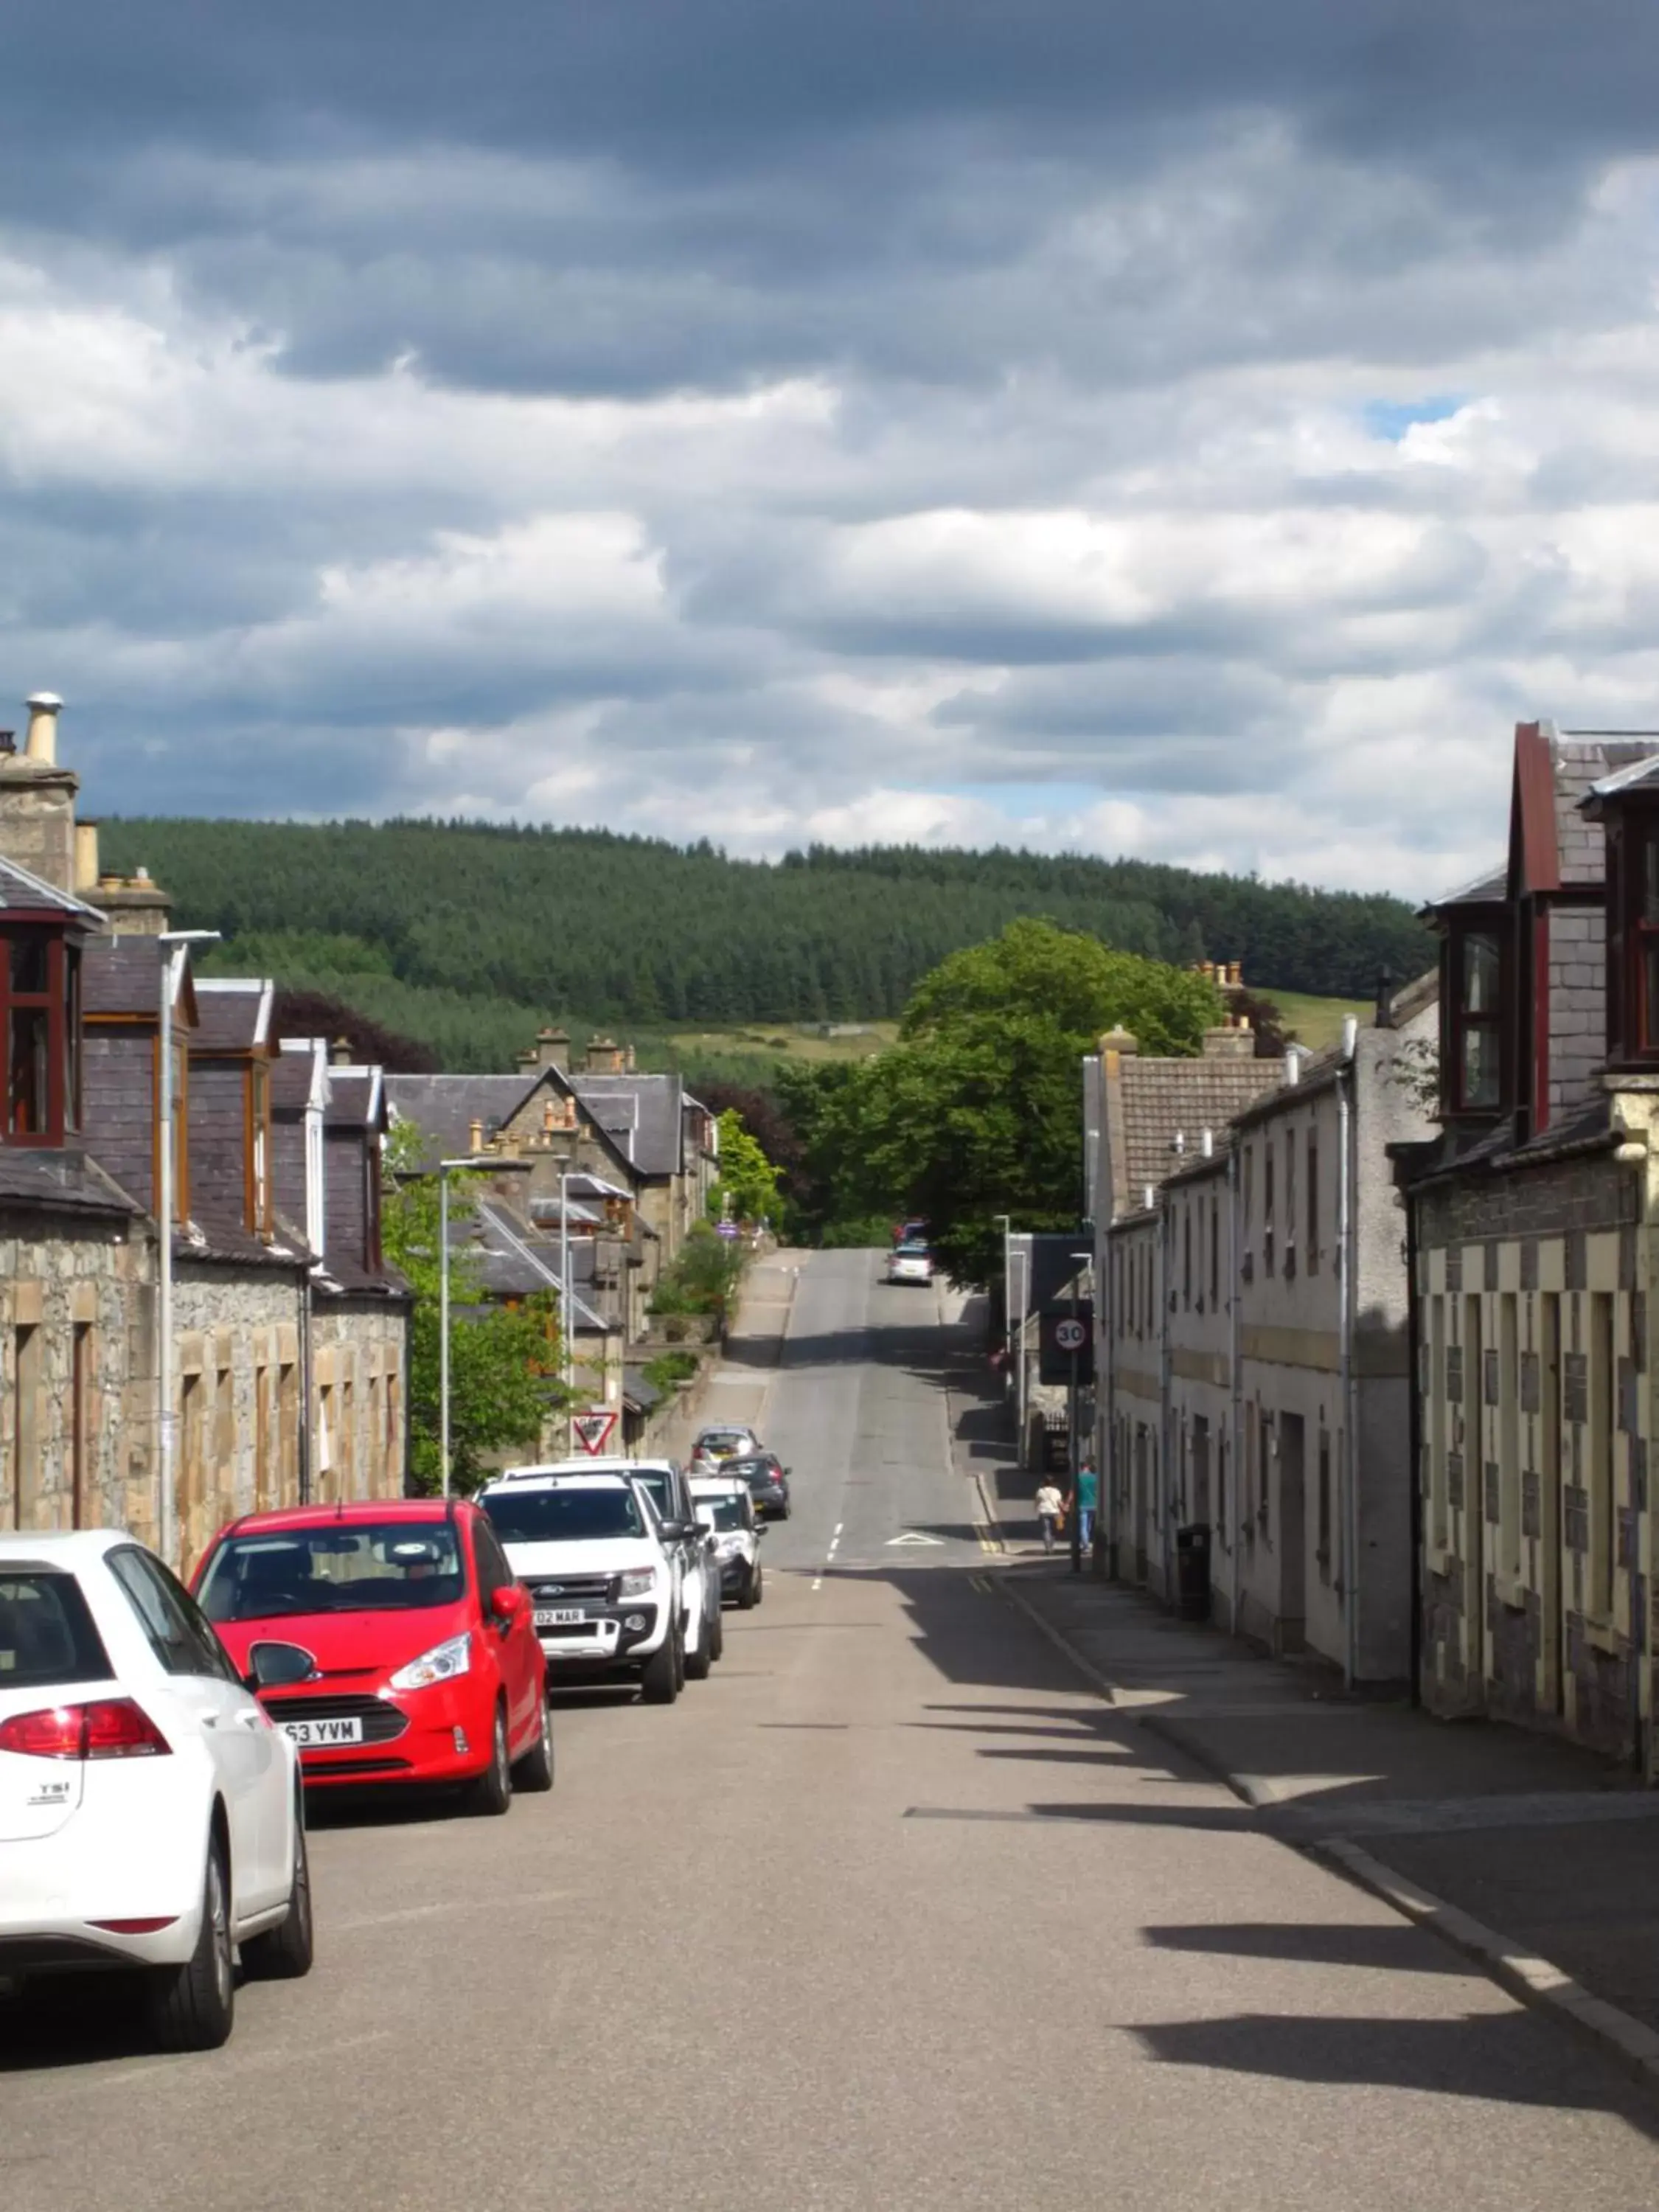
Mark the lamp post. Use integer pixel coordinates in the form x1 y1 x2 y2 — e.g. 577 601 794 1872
1068 1251 1092 1576
156 928 218 1571
437 1156 478 1498
992 1213 1011 1375
554 1155 574 1453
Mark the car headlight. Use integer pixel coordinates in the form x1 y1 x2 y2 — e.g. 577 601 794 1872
616 1568 657 1599
714 1533 745 1554
388 1633 472 1691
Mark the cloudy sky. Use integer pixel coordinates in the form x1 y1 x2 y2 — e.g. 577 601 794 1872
5 4 1659 900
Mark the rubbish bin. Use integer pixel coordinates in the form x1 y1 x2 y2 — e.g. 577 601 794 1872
1175 1524 1211 1621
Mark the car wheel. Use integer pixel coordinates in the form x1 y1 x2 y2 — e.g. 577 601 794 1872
512 1698 555 1793
640 1630 681 1704
147 1835 234 2051
737 1563 760 1610
708 1604 725 1662
672 1619 687 1689
754 1565 764 1606
466 1703 513 1816
241 1815 314 1981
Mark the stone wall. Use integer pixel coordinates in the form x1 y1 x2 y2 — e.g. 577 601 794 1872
0 1209 157 1543
312 1295 408 1504
173 1260 307 1573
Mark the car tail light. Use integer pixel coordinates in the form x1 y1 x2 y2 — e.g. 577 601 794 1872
88 1916 179 1934
0 1698 173 1761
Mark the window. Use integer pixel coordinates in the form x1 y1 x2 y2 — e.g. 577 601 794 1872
1451 931 1503 1110
107 1546 236 1680
0 929 79 1146
1307 1134 1319 1273
200 1524 465 1621
1499 1293 1520 1579
1317 1428 1332 1576
0 1571 112 1688
1182 1204 1192 1308
1284 1130 1298 1275
473 1520 515 1599
1263 1141 1276 1276
1607 813 1659 1062
1209 1193 1220 1309
1590 1292 1614 1619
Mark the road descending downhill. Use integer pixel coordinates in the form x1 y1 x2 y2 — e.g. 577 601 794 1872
3 1248 1657 2210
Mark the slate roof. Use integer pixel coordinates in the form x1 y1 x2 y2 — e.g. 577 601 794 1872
1113 1052 1281 1211
271 1048 324 1113
178 1210 310 1271
83 936 172 1017
1553 737 1658 885
383 1074 538 1165
464 1197 608 1326
1429 860 1507 911
1586 751 1659 802
0 856 105 923
324 1068 383 1130
569 1072 683 1176
192 979 272 1051
0 1146 143 1219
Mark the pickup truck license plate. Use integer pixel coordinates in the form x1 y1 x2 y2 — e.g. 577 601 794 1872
535 1607 585 1627
279 1716 364 1748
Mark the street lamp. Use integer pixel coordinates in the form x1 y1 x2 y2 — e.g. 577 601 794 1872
1068 1251 1093 1576
437 1156 479 1498
156 929 219 1571
551 1153 574 1453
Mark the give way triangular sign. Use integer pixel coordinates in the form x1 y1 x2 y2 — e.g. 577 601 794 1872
573 1408 619 1455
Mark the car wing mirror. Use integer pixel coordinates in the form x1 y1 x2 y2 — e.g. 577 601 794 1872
248 1639 316 1691
491 1584 527 1622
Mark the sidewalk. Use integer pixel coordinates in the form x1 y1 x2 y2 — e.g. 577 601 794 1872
998 1561 1659 2073
651 1247 799 1459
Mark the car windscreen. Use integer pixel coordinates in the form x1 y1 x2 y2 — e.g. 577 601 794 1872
480 1487 646 1544
0 1571 114 1689
697 1431 750 1455
198 1526 466 1622
695 1496 750 1531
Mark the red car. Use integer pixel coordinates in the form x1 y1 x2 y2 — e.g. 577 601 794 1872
192 1500 551 1812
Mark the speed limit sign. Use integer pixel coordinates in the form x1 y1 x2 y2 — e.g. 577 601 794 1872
1054 1317 1087 1353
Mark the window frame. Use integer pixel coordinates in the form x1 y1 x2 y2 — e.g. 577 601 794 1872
1607 807 1659 1065
1444 914 1508 1114
0 923 79 1147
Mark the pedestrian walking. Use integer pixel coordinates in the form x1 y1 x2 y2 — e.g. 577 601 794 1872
1034 1478 1064 1554
1075 1462 1099 1551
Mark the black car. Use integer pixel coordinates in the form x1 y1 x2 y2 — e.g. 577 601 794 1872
728 1453 791 1521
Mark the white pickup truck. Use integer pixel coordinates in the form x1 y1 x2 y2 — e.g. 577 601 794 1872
475 1467 687 1704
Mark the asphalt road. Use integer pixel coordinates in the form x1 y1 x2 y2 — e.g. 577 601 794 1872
4 1249 1658 2208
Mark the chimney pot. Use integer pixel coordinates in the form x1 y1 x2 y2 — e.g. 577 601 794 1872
1099 1026 1138 1057
0 730 15 756
24 692 62 765
1284 1048 1301 1085
1341 1014 1359 1060
330 1035 352 1066
1200 1127 1214 1157
468 1116 484 1153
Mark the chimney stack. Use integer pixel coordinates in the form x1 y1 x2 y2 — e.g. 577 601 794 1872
535 1026 570 1074
586 1035 625 1074
24 692 62 765
1202 1016 1256 1060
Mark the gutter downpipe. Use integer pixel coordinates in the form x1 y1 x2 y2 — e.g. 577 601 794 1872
298 1265 314 1506
1161 1197 1175 1604
1228 1145 1242 1635
1338 1014 1359 1688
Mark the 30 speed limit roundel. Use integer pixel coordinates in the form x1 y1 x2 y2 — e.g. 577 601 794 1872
1054 1317 1087 1352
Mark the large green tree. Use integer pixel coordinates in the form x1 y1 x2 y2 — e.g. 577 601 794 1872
825 919 1222 1284
712 1107 783 1226
382 1126 567 1493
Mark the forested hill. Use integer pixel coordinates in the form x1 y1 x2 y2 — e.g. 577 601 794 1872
99 817 1430 1030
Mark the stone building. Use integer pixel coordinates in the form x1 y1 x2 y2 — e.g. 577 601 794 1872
1096 981 1436 1683
0 694 408 1564
1397 720 1659 1770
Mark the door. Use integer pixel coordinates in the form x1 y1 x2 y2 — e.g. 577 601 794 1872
1276 1413 1307 1655
473 1517 538 1752
105 1547 291 1917
1192 1416 1211 1528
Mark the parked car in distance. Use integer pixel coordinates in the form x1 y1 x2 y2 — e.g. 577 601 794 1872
689 1478 763 1608
476 1467 686 1704
727 1453 792 1521
886 1242 934 1286
893 1217 928 1246
194 1501 552 1815
691 1425 762 1468
1 1529 311 2052
622 1461 723 1678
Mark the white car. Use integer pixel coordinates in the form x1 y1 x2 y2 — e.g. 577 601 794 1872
886 1242 934 1286
476 1467 687 1704
0 1530 311 2051
689 1478 763 1610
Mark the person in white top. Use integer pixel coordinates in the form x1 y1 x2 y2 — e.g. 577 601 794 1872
1034 1480 1064 1554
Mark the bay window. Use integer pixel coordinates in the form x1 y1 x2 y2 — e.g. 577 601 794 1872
1 925 80 1145
1444 922 1506 1116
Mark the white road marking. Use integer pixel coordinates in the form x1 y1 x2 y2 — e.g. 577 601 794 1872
886 1530 946 1547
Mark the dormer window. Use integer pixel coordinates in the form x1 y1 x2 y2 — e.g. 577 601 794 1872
1455 932 1503 1108
1604 808 1659 1065
1 926 80 1145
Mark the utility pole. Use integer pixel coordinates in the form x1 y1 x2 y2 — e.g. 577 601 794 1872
437 1156 477 1498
